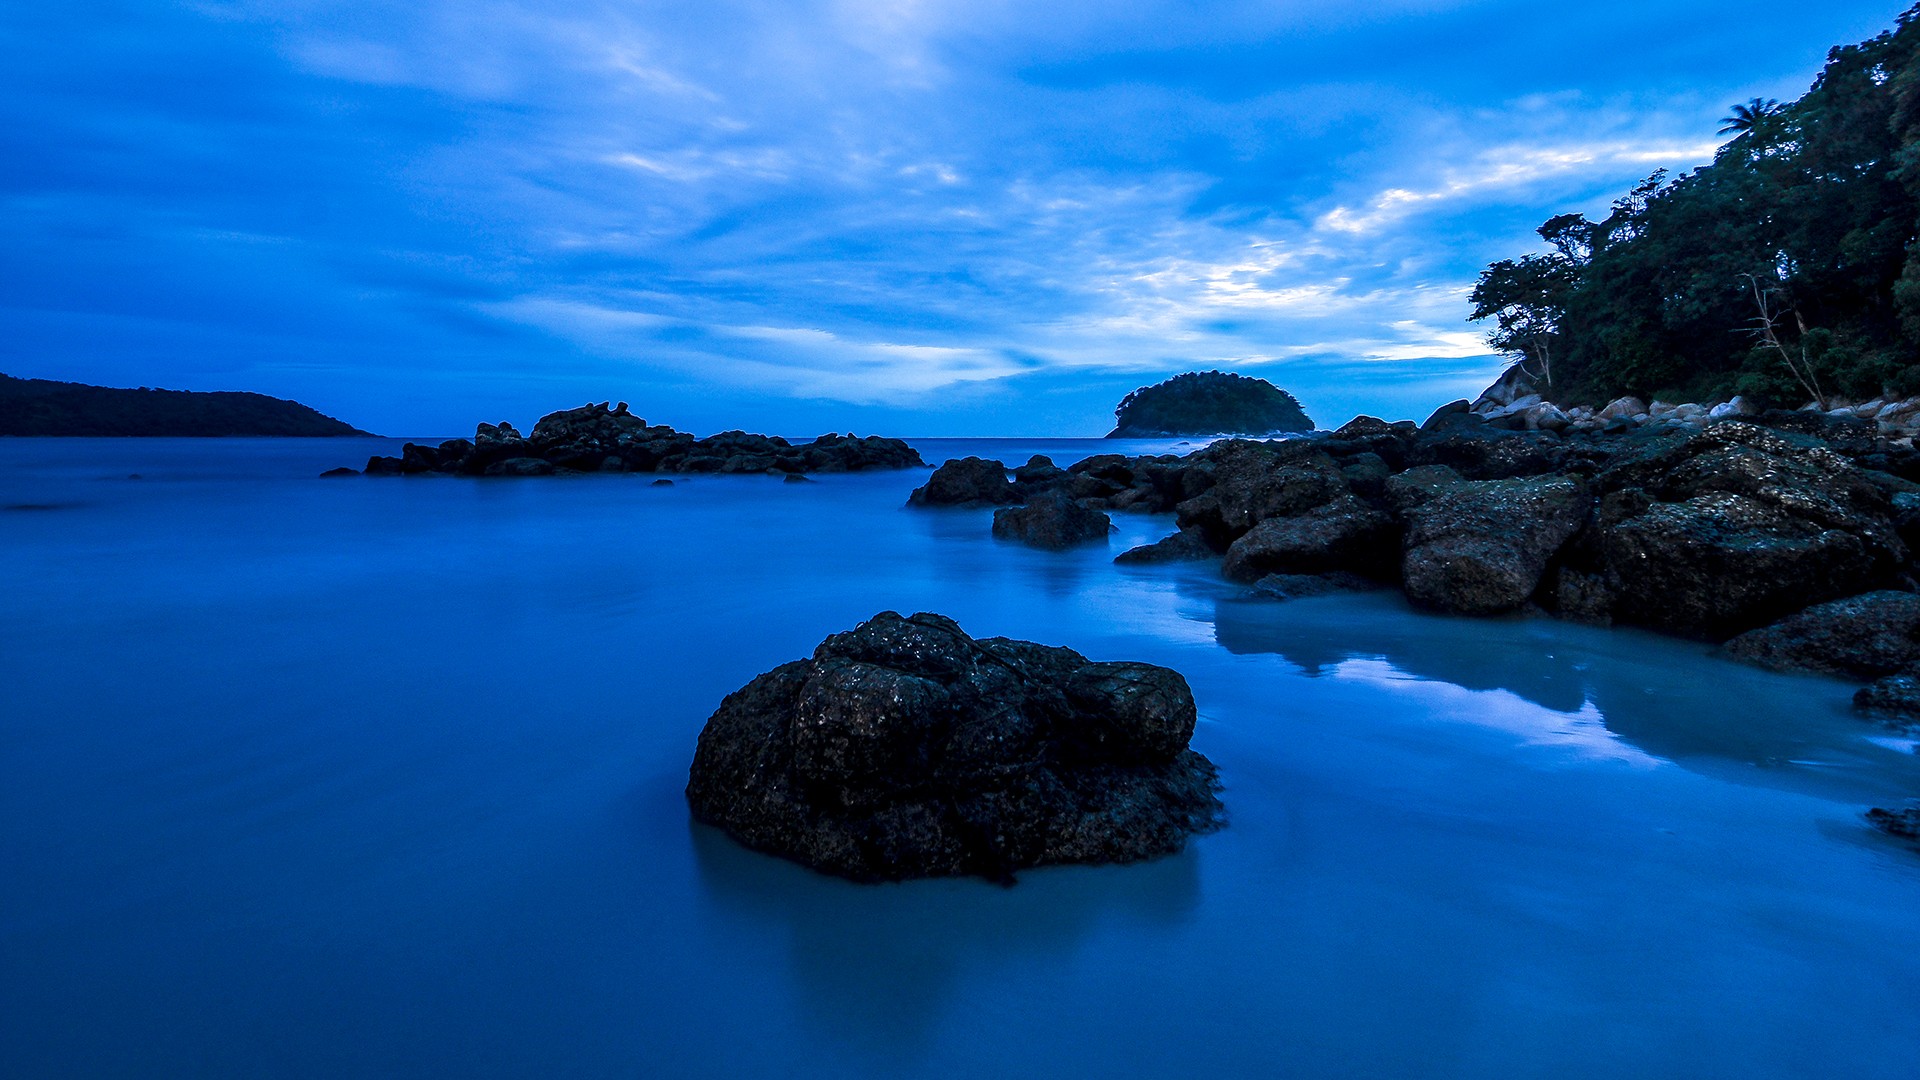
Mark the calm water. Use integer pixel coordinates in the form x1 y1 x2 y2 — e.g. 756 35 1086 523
3 437 1919 1079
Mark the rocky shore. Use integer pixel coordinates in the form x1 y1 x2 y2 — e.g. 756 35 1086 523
909 387 1920 840
685 612 1224 882
332 401 924 477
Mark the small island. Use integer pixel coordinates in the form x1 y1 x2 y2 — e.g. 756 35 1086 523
1106 370 1313 438
0 373 370 437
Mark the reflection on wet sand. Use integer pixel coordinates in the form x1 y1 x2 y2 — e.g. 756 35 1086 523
1205 589 1920 803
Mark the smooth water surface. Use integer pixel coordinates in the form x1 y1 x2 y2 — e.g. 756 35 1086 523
3 437 1919 1078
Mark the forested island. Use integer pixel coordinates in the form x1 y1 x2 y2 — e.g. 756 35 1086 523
1107 370 1313 437
1470 6 1920 409
0 373 369 437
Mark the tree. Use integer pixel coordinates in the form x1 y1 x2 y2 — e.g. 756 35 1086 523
1719 97 1781 135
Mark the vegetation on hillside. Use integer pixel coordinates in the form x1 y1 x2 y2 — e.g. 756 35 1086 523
1470 5 1920 407
1108 370 1313 436
0 373 370 436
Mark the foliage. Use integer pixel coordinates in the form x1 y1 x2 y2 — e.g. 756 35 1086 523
0 373 369 436
1109 370 1313 436
1469 5 1920 406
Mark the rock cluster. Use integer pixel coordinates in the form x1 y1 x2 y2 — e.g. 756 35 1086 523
341 402 925 477
685 612 1224 882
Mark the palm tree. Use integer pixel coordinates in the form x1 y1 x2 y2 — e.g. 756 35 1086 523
1719 97 1781 135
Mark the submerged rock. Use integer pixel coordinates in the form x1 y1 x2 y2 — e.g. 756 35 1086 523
685 612 1224 883
991 495 1113 550
1250 571 1379 601
1867 807 1920 840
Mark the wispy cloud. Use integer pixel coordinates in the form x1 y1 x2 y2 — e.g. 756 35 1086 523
0 0 1894 433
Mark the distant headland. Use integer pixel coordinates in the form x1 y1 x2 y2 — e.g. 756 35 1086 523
1107 371 1313 438
0 373 370 437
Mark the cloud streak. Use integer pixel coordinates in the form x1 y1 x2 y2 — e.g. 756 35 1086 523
0 0 1905 433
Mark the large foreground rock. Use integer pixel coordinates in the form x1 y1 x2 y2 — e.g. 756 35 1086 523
685 612 1224 882
908 457 1018 506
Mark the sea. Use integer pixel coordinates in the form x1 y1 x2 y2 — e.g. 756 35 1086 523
3 436 1919 1078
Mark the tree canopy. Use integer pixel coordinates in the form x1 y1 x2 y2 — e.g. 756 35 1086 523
1108 370 1313 437
1470 5 1920 407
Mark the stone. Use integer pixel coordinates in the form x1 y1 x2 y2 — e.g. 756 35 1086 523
1723 591 1920 678
1597 396 1648 422
1855 669 1920 728
991 495 1113 550
1219 495 1397 582
908 457 1018 506
1400 476 1590 615
319 467 359 478
1249 571 1379 601
1115 528 1217 564
685 612 1224 882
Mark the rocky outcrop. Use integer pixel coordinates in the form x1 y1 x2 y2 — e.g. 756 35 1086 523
684 612 1224 883
1573 424 1906 638
1855 670 1920 728
991 495 1113 550
345 402 924 477
1722 592 1920 678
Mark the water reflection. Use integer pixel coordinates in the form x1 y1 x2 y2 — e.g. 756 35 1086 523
1205 589 1920 802
688 822 1200 1054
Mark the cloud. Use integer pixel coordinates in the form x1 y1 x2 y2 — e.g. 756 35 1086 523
0 0 1901 433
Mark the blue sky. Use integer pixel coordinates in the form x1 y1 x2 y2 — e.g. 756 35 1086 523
1 1 1910 436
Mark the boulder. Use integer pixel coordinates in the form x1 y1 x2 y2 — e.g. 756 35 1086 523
1400 476 1590 615
1171 441 1348 547
909 457 1018 506
1855 669 1920 728
1115 528 1217 564
1421 399 1475 431
1585 423 1906 638
991 495 1113 550
1597 396 1648 422
1722 591 1920 678
1219 495 1397 582
684 612 1224 882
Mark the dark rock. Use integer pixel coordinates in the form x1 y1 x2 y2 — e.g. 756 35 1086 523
1400 476 1589 615
1250 571 1379 601
1219 494 1397 582
652 478 675 486
1333 415 1397 439
991 495 1113 550
319 467 359 478
782 473 815 484
1866 807 1920 840
1420 399 1474 431
1854 669 1920 728
684 612 1224 882
909 457 1018 506
1171 440 1348 548
485 457 558 477
1584 423 1906 639
1723 592 1920 678
1115 527 1217 564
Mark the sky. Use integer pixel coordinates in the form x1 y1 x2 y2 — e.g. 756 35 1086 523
1 1 1912 436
